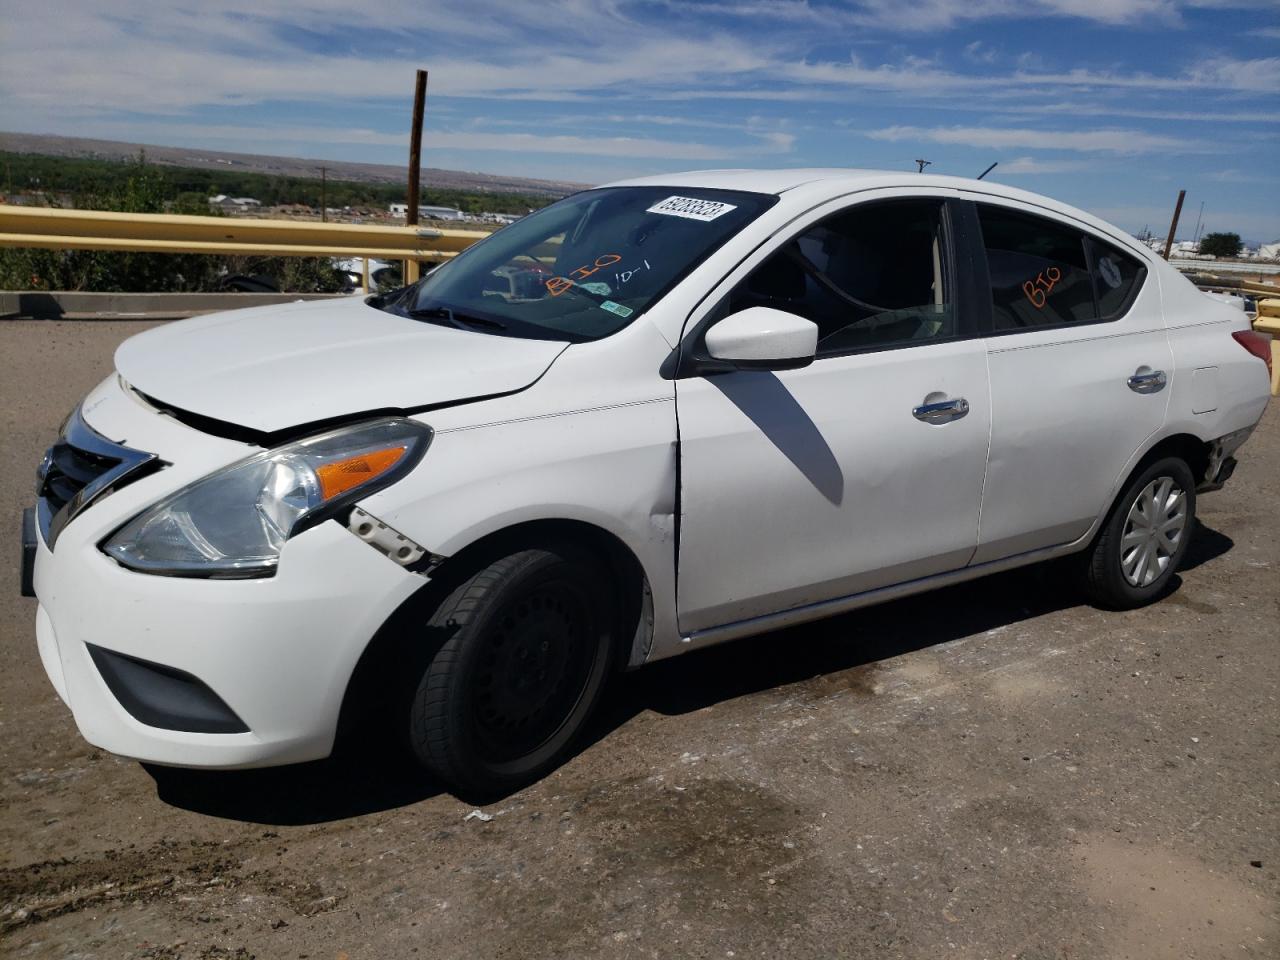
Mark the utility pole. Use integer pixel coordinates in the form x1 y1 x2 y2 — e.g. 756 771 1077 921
319 166 328 222
915 159 932 173
405 68 428 283
1161 189 1186 261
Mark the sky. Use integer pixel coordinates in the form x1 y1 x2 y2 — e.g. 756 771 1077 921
1 0 1278 241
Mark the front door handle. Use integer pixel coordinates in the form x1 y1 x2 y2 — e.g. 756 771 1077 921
1127 368 1167 394
913 397 969 424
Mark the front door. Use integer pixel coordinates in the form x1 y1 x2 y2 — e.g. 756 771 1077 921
675 195 991 636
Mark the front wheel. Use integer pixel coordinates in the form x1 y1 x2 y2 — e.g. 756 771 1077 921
408 546 616 796
1079 456 1197 610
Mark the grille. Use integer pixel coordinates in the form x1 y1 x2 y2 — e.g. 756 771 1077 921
40 440 120 517
36 406 158 548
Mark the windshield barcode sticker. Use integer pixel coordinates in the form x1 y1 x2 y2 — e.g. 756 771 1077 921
600 300 633 318
646 196 737 222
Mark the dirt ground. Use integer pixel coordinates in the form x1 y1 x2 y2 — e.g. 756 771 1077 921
1 320 1277 960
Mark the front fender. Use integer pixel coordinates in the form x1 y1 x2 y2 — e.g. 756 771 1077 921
357 397 681 663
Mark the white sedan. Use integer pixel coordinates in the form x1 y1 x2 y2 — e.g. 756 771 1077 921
23 170 1272 794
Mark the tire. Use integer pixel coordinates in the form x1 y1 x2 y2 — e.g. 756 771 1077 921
408 545 616 796
1079 456 1197 610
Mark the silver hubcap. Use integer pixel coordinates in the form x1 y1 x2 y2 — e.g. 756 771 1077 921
1120 476 1187 587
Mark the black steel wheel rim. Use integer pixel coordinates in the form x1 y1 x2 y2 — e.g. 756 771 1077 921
471 578 597 764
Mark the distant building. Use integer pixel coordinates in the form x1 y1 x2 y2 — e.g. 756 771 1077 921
209 195 262 213
1257 242 1280 261
389 203 465 221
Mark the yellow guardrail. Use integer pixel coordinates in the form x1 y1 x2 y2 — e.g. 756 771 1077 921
1255 299 1280 397
0 204 492 284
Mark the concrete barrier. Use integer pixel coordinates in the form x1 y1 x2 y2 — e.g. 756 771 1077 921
0 290 347 321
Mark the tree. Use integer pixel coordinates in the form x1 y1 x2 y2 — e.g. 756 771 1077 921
1198 232 1242 258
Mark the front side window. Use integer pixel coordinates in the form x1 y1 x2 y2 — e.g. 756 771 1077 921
725 198 953 356
977 204 1145 331
382 187 776 342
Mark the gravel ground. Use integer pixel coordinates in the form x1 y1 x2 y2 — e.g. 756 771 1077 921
1 320 1277 960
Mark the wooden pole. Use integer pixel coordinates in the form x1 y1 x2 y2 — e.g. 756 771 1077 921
1162 189 1186 261
405 69 428 283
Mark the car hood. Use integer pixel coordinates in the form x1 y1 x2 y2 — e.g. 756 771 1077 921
115 296 568 433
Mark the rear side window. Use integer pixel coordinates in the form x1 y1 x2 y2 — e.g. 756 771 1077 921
1086 236 1146 319
978 205 1094 330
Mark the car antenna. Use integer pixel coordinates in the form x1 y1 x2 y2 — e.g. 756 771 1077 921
915 159 932 173
977 162 998 180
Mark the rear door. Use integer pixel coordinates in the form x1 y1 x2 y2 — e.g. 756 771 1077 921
967 200 1171 563
675 192 992 635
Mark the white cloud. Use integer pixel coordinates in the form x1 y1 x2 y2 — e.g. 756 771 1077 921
868 125 1207 154
993 156 1089 174
1184 56 1280 92
800 0 1184 31
659 0 1276 32
1206 168 1280 184
2 0 1276 121
426 131 729 160
755 131 798 152
991 102 1279 124
963 41 999 64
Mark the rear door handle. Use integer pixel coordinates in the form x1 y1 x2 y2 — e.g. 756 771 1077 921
1127 368 1167 394
913 397 969 424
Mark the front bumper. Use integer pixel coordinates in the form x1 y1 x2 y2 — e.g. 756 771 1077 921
29 377 423 769
34 503 422 769
20 506 36 597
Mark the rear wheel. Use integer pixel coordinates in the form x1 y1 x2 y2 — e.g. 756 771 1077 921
408 546 615 795
1079 457 1196 609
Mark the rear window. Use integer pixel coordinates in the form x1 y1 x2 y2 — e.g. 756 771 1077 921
977 204 1146 331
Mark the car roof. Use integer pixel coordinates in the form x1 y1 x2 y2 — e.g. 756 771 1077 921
599 168 1150 258
602 168 900 194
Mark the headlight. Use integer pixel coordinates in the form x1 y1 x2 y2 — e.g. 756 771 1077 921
103 418 431 578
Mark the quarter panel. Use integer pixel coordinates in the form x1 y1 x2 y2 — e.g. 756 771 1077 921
1161 269 1270 442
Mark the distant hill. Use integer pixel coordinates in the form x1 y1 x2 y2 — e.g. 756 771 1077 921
0 131 589 198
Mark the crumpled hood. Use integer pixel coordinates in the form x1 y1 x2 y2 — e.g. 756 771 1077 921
115 296 567 433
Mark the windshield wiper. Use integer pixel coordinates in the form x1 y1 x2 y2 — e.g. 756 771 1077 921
404 306 508 333
366 284 414 310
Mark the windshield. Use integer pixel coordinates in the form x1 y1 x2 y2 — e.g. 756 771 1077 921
381 186 776 341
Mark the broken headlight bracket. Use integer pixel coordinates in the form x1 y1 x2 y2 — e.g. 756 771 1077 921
345 506 444 574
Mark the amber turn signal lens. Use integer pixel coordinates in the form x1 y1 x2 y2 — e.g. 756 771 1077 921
316 446 408 501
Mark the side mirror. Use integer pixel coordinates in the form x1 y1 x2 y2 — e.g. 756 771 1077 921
704 306 818 371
